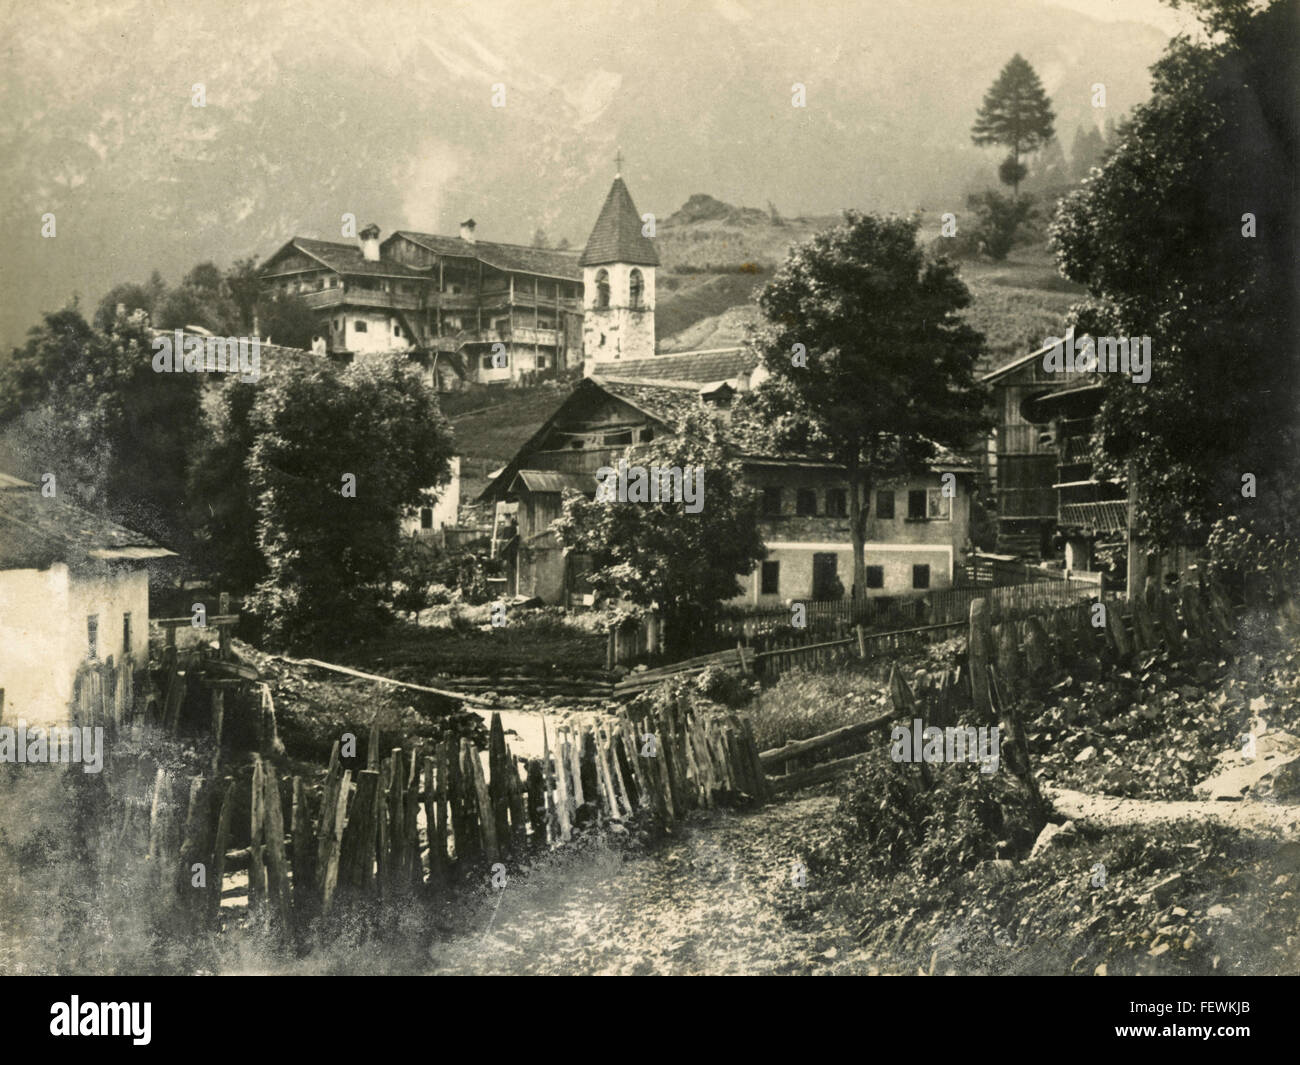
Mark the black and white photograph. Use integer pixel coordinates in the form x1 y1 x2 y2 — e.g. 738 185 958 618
0 0 1296 1017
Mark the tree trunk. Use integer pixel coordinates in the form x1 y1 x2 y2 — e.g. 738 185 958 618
848 454 867 602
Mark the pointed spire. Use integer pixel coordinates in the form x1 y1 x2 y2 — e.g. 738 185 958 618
580 176 659 267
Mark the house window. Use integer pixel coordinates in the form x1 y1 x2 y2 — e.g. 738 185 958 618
876 490 895 520
394 325 403 338
87 615 99 660
866 565 884 589
927 488 951 520
603 431 633 446
796 488 817 516
481 355 495 370
354 320 368 333
762 487 783 516
908 489 927 520
122 613 132 655
812 553 840 600
827 489 848 517
595 269 610 309
629 268 644 309
912 564 931 590
535 356 547 369
760 561 780 595
420 507 434 529
333 319 341 331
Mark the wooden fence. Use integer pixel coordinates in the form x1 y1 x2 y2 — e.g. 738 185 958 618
757 573 1250 791
80 698 766 942
710 577 1099 639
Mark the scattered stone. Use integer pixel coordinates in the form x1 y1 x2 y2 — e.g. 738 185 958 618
1074 745 1097 763
1206 903 1232 919
1152 873 1184 906
1029 821 1078 861
1094 962 1108 976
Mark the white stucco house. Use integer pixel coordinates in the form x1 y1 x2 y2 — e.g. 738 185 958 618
0 472 174 727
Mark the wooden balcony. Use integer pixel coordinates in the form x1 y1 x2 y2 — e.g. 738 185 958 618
300 288 424 312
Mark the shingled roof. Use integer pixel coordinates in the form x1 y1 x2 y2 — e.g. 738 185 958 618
0 477 175 570
276 238 427 279
596 348 755 386
579 178 659 268
394 232 582 281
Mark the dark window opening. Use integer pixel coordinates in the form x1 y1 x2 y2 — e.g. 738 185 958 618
420 507 434 529
629 268 644 309
876 490 895 520
760 561 780 595
122 613 132 654
827 489 848 517
912 564 930 589
796 488 817 516
812 553 841 601
908 490 927 520
354 320 368 333
595 269 610 309
762 487 783 516
87 615 99 660
866 565 884 589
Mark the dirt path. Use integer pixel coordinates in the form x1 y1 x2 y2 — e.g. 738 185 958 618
426 790 877 975
1045 785 1300 835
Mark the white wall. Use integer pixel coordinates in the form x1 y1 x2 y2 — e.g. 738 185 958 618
402 457 462 536
0 563 148 727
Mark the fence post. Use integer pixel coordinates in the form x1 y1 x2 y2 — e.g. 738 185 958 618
969 599 994 723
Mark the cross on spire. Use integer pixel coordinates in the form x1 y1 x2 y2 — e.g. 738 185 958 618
614 149 624 177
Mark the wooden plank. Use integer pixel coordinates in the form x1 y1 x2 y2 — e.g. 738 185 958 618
488 715 513 853
525 759 546 846
262 761 294 936
314 741 343 890
272 655 494 706
968 599 994 723
465 739 497 858
319 770 351 915
209 777 235 926
338 769 379 898
423 756 444 885
290 775 316 917
248 756 266 920
768 751 872 793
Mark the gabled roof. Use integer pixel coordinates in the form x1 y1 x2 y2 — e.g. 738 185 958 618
393 232 582 281
477 378 975 505
511 470 595 495
261 238 427 279
596 347 754 386
0 477 176 570
580 178 659 268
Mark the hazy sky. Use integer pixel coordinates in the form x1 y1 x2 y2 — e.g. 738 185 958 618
1047 0 1200 34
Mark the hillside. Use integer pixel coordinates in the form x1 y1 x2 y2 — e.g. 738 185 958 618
655 197 1087 365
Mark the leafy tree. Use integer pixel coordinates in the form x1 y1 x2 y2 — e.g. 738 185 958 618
93 282 160 331
188 378 264 591
255 293 317 350
1069 124 1107 182
0 310 203 547
226 258 261 331
1050 0 1298 552
531 228 551 249
965 190 1036 261
553 410 765 656
244 353 454 649
971 54 1056 197
746 212 989 597
183 261 225 294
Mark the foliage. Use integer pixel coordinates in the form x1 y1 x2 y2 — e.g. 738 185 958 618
0 310 203 547
552 410 766 656
1206 515 1300 601
255 293 317 350
244 354 454 649
965 190 1036 261
971 54 1057 196
390 536 454 618
744 212 989 596
816 747 1039 881
1050 0 1299 551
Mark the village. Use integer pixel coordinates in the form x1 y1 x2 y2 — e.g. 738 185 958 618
0 0 1296 992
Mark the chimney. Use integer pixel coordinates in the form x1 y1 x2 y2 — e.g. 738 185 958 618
359 223 381 262
459 218 477 244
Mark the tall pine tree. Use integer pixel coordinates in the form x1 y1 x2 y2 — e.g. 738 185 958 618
971 54 1056 197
